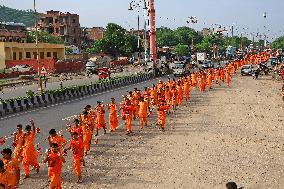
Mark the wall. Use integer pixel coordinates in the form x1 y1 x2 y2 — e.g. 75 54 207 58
0 43 5 69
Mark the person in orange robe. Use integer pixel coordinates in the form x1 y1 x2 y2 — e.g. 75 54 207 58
64 132 84 183
123 99 134 134
164 86 172 113
191 72 197 87
171 85 178 113
225 69 231 87
43 143 65 189
177 82 183 105
13 124 24 160
48 129 66 152
215 68 221 85
157 100 168 131
1 148 20 189
108 98 118 132
0 160 9 189
95 101 107 136
183 79 190 105
150 84 158 111
84 105 95 132
207 71 213 89
22 120 40 178
81 111 93 155
220 68 225 82
138 97 148 129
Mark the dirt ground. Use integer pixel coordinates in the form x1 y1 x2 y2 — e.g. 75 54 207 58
21 74 284 189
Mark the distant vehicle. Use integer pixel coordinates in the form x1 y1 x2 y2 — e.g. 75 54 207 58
199 60 214 69
241 64 253 76
173 62 190 76
86 61 98 74
10 65 33 72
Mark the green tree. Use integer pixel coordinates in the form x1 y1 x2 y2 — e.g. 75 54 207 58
172 44 189 56
156 27 178 47
271 36 284 49
87 23 138 57
27 31 64 44
174 27 202 46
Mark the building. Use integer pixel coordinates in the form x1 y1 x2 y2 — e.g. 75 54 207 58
38 10 81 46
82 27 105 48
0 22 27 43
0 42 65 69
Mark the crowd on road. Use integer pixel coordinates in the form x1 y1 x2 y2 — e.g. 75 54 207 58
0 52 273 189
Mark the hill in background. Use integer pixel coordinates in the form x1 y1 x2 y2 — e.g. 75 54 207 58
0 5 36 27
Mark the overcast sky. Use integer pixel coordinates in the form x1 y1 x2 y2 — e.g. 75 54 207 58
1 0 283 41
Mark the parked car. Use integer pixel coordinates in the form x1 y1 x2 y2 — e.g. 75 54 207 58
200 60 214 69
86 61 98 75
241 64 253 76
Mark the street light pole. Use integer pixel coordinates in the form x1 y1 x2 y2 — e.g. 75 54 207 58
149 0 157 67
34 0 43 94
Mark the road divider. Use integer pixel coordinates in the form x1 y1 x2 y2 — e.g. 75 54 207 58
0 73 154 117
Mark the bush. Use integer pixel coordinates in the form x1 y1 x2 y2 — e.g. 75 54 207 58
26 90 35 97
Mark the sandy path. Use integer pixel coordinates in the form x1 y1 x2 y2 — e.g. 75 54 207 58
21 74 284 189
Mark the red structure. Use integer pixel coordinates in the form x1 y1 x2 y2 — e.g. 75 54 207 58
149 0 157 65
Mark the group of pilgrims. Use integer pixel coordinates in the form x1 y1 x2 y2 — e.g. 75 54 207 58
0 52 269 189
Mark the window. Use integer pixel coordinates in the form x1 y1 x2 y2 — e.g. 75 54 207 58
13 52 17 60
26 52 31 59
19 52 22 60
55 28 59 34
47 52 52 58
73 19 76 23
53 52 58 59
40 52 44 59
33 52 37 59
73 28 76 34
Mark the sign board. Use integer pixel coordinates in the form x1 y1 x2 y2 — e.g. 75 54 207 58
197 53 206 61
40 66 48 75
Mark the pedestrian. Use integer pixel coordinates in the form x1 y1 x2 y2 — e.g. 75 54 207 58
138 97 148 129
123 98 134 134
64 132 84 183
157 100 168 131
43 143 65 189
81 111 93 155
108 98 118 132
0 160 8 189
95 101 107 136
22 120 40 179
1 148 20 189
12 124 24 160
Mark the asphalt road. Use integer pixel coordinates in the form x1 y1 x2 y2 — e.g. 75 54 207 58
0 69 142 100
0 76 167 152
